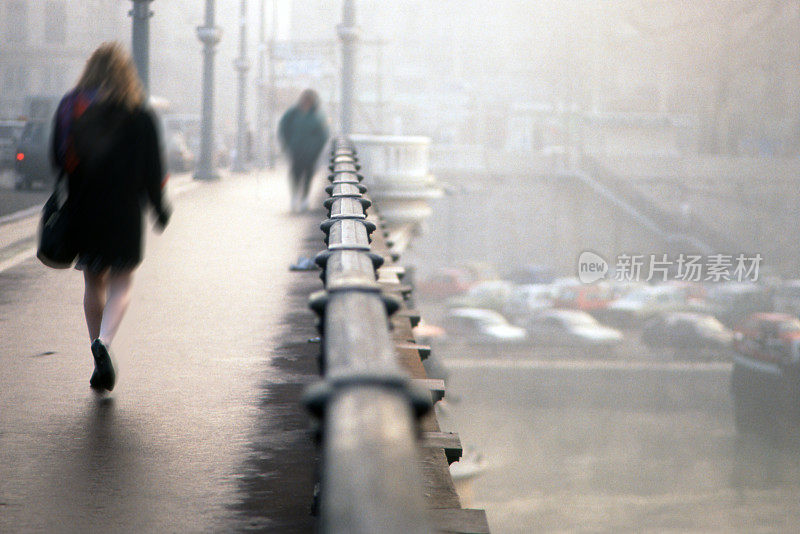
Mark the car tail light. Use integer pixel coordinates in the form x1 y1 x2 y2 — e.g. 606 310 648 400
16 152 24 161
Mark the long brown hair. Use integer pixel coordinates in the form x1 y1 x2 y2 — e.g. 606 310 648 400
76 42 144 110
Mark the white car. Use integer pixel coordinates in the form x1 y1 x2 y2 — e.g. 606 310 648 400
524 309 623 347
446 280 515 313
443 308 527 344
605 285 700 325
505 283 553 319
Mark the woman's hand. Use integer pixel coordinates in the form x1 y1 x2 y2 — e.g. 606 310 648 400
154 203 171 233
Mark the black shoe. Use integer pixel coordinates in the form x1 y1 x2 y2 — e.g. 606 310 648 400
90 339 116 392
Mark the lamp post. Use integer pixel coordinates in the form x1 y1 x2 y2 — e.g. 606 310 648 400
195 0 222 181
266 0 278 167
231 0 251 173
129 0 153 93
337 0 359 135
255 0 267 168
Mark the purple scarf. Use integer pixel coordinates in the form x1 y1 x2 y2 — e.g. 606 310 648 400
54 88 99 172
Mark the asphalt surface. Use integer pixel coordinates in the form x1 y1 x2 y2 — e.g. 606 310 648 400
0 169 323 533
0 170 50 217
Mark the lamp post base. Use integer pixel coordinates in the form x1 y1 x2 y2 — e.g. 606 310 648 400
193 169 221 181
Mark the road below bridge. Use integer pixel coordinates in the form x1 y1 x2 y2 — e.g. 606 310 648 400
434 345 800 533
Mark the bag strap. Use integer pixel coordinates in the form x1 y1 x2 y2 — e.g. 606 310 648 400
54 168 66 189
54 168 88 214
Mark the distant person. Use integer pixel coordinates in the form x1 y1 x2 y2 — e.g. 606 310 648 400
679 186 692 230
52 42 171 392
278 89 329 213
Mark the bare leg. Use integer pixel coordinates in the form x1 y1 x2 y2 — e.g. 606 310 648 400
83 270 108 341
298 165 314 211
300 165 314 201
98 270 134 346
289 160 303 211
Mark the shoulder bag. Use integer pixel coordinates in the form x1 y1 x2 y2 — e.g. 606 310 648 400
37 171 78 269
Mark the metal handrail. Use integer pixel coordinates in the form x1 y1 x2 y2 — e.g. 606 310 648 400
329 176 364 187
305 137 433 534
323 220 371 251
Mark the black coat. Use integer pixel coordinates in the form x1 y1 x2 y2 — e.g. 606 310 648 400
51 100 170 272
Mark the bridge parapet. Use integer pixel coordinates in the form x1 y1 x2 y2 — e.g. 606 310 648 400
304 137 490 534
349 134 442 254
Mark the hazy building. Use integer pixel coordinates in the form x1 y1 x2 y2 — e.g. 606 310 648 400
0 0 127 118
282 1 800 157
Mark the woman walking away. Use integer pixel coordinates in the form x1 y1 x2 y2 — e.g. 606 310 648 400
52 42 171 393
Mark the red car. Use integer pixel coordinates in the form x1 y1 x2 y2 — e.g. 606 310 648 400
733 312 800 364
417 268 475 300
731 313 800 436
552 283 615 313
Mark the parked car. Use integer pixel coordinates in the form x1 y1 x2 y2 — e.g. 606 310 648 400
449 446 487 482
641 312 733 351
505 283 553 321
446 280 514 313
552 281 615 314
417 268 475 300
773 280 800 318
732 313 800 363
604 284 700 326
0 119 24 169
664 280 707 305
412 321 446 344
442 308 526 344
523 309 623 347
706 282 774 328
165 130 196 172
504 264 556 285
14 119 56 190
731 312 800 435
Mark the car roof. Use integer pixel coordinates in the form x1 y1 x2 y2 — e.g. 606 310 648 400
551 277 581 287
662 311 720 322
539 309 593 319
749 312 798 323
448 307 506 320
661 311 699 319
517 283 552 294
648 284 685 294
470 279 512 289
709 282 764 294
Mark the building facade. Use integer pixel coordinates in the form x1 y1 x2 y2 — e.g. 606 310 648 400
0 0 127 119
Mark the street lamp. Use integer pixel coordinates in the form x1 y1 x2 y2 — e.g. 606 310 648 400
231 0 251 173
337 0 359 135
266 0 278 168
195 0 222 181
254 0 267 169
129 0 153 93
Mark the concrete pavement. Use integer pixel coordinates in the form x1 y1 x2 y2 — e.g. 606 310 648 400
0 169 50 221
0 168 323 532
